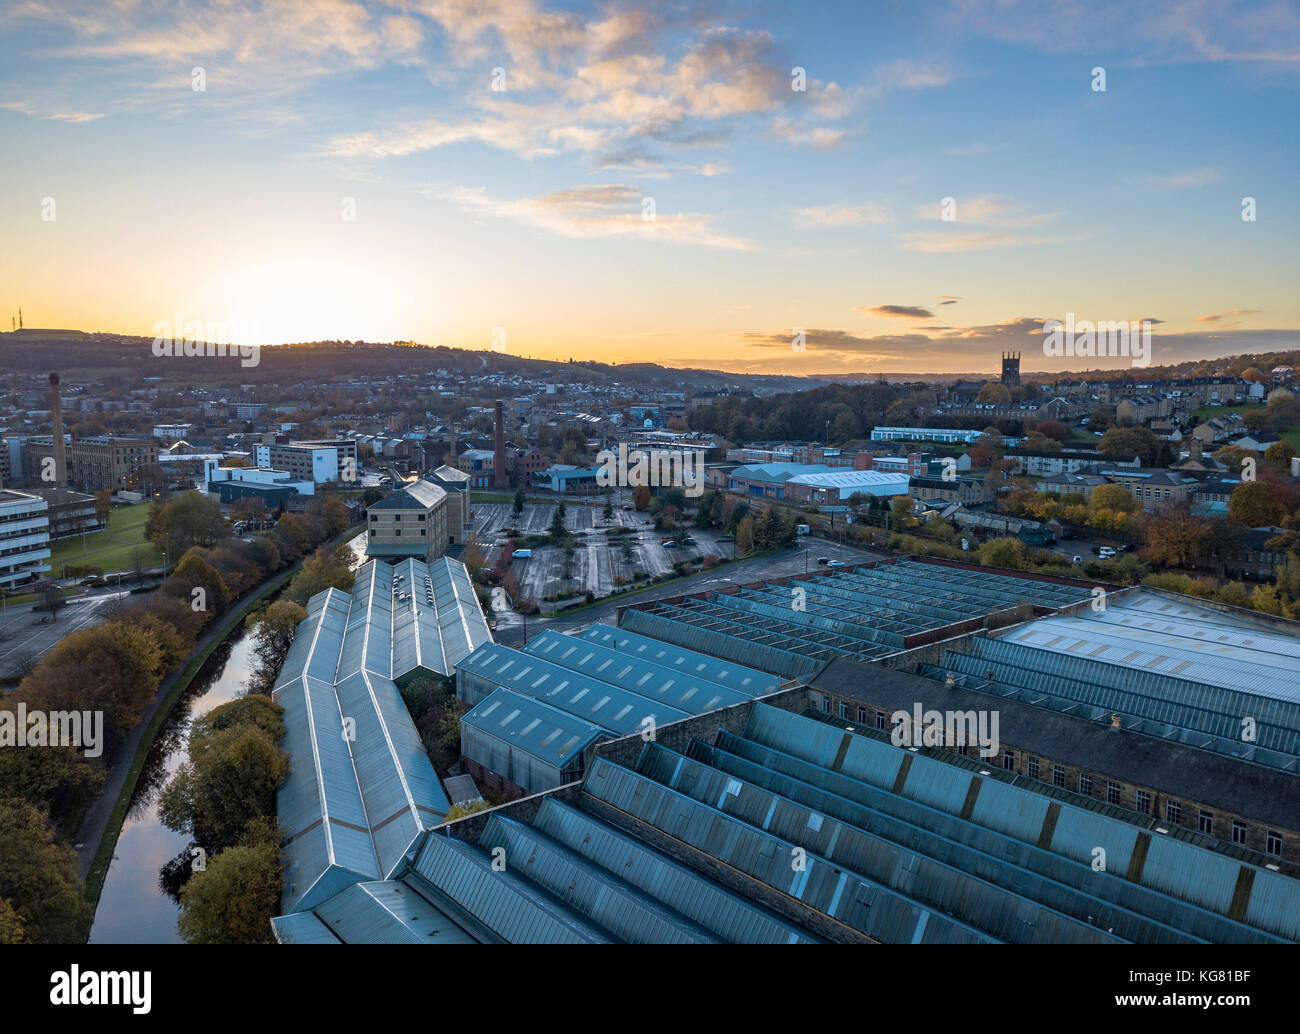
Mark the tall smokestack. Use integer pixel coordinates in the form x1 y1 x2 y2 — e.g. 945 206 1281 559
494 400 506 486
49 373 66 487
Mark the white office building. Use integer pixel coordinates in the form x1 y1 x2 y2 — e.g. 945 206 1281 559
0 489 52 588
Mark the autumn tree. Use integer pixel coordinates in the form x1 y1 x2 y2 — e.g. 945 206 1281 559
1141 501 1208 568
164 549 232 619
633 485 651 511
1228 480 1287 527
735 515 756 555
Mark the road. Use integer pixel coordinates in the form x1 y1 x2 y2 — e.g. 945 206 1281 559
0 587 138 679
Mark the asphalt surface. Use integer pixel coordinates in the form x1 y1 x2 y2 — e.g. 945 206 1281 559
490 535 886 646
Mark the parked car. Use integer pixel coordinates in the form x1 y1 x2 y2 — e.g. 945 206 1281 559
828 560 847 568
661 540 679 548
1099 547 1115 559
1071 555 1083 563
681 537 696 545
816 557 831 565
513 548 532 559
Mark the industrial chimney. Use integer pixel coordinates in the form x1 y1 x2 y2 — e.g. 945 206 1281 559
494 399 506 486
49 373 66 487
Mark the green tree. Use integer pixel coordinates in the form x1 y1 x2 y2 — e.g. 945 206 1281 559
150 491 231 555
1099 425 1162 466
733 515 755 555
1264 439 1297 471
0 798 92 943
0 899 24 944
284 547 355 606
159 696 288 852
178 834 282 945
164 549 232 618
979 537 1029 569
602 498 613 521
245 600 308 695
513 490 525 518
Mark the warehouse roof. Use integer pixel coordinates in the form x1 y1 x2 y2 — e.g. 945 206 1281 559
522 628 756 712
461 688 605 771
815 658 1300 830
577 624 784 695
617 557 1096 677
271 558 490 914
457 641 692 735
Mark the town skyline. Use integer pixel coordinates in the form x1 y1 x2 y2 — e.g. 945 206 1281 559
3 0 1298 375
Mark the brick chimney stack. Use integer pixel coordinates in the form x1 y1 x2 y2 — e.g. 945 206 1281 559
49 372 66 487
494 399 506 486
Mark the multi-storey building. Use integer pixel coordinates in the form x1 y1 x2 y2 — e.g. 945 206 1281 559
68 435 159 492
365 480 450 562
0 489 51 588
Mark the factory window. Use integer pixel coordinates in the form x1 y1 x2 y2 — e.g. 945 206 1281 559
1078 773 1096 796
370 514 377 521
1026 757 1039 780
838 702 848 719
1232 822 1248 845
1106 782 1121 806
1266 831 1283 856
369 530 375 537
394 514 401 521
420 530 426 536
820 697 830 714
418 514 426 521
1001 750 1015 771
1198 811 1213 836
1166 801 1182 824
394 530 401 536
875 711 887 730
1052 765 1066 788
856 707 867 724
1135 790 1150 814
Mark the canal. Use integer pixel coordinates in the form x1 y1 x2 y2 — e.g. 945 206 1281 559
87 628 257 943
88 532 368 943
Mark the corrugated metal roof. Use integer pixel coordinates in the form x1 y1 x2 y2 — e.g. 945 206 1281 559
523 628 753 713
577 624 783 695
457 641 692 735
273 559 481 914
461 687 603 773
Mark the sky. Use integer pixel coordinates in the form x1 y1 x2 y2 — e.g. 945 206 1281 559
1 0 1298 377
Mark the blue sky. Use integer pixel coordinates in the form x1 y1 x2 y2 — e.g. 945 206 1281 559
1 0 1298 375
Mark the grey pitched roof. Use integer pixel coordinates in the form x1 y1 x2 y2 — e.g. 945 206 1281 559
807 659 1300 831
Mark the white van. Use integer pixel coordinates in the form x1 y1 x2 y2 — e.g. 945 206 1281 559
795 524 810 535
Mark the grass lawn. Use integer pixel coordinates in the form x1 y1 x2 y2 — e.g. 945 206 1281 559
1191 402 1263 421
1281 426 1300 451
47 503 162 575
